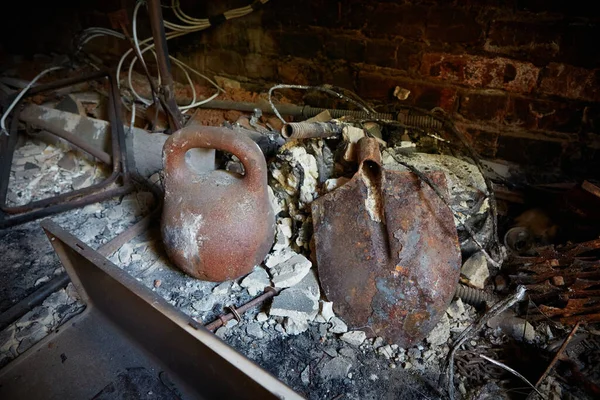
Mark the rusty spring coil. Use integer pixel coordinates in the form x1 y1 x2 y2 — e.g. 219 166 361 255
455 284 498 307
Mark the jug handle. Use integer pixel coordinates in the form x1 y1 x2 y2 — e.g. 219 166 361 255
163 126 268 189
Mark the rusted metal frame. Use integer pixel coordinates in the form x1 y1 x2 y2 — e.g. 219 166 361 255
0 220 302 399
0 207 157 331
204 287 280 331
146 0 183 131
0 71 132 228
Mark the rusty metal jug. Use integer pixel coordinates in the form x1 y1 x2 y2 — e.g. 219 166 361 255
161 126 275 282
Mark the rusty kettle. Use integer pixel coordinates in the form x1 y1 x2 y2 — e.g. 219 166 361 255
161 126 275 282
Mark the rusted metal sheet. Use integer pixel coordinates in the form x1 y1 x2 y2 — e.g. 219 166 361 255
161 126 275 281
312 138 461 347
0 220 302 399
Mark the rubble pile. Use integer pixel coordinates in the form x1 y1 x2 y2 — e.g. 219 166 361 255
1 79 598 399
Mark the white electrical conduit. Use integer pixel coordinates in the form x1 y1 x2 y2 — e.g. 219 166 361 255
1 66 63 135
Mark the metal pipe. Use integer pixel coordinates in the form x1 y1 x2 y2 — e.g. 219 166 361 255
204 287 279 331
19 114 112 164
147 0 183 131
282 121 343 139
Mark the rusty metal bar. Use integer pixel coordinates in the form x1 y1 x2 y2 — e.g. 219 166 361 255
19 113 112 164
204 287 280 331
146 0 183 131
0 71 133 228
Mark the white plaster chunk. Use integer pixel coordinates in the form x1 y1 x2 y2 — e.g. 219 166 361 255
256 312 269 322
426 314 451 346
340 330 366 346
264 249 295 269
323 177 350 193
377 345 395 359
328 317 348 334
284 317 309 335
446 299 467 321
240 267 270 296
268 251 312 289
212 281 231 295
272 218 293 252
461 251 490 289
319 301 335 322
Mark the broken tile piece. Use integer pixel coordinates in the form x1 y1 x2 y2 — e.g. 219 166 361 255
341 331 366 346
57 152 77 171
268 251 312 289
240 267 270 296
461 251 490 289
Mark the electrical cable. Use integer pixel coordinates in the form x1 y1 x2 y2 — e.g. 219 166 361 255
1 66 63 136
268 84 373 123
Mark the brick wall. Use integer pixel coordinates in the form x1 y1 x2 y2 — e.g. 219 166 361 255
170 0 600 175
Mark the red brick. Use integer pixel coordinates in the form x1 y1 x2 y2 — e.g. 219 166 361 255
276 57 323 86
205 50 244 76
458 92 509 122
506 97 583 133
420 53 540 93
357 72 457 111
364 3 427 39
484 21 560 65
496 135 563 167
364 39 398 69
325 35 366 63
276 31 324 59
425 7 483 44
459 125 499 158
539 63 600 102
244 54 277 81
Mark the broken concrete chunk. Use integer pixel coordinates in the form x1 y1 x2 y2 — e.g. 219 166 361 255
446 299 467 321
240 267 270 296
461 251 490 289
268 251 312 289
284 317 309 335
212 281 231 295
320 356 352 380
328 317 348 334
264 249 295 269
118 243 133 266
372 337 385 349
293 269 320 300
272 218 293 252
341 330 366 346
269 287 318 322
246 322 265 339
256 312 269 322
377 345 395 359
301 365 310 385
426 314 451 346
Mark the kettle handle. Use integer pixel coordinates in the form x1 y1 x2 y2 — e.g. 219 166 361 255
163 126 268 189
